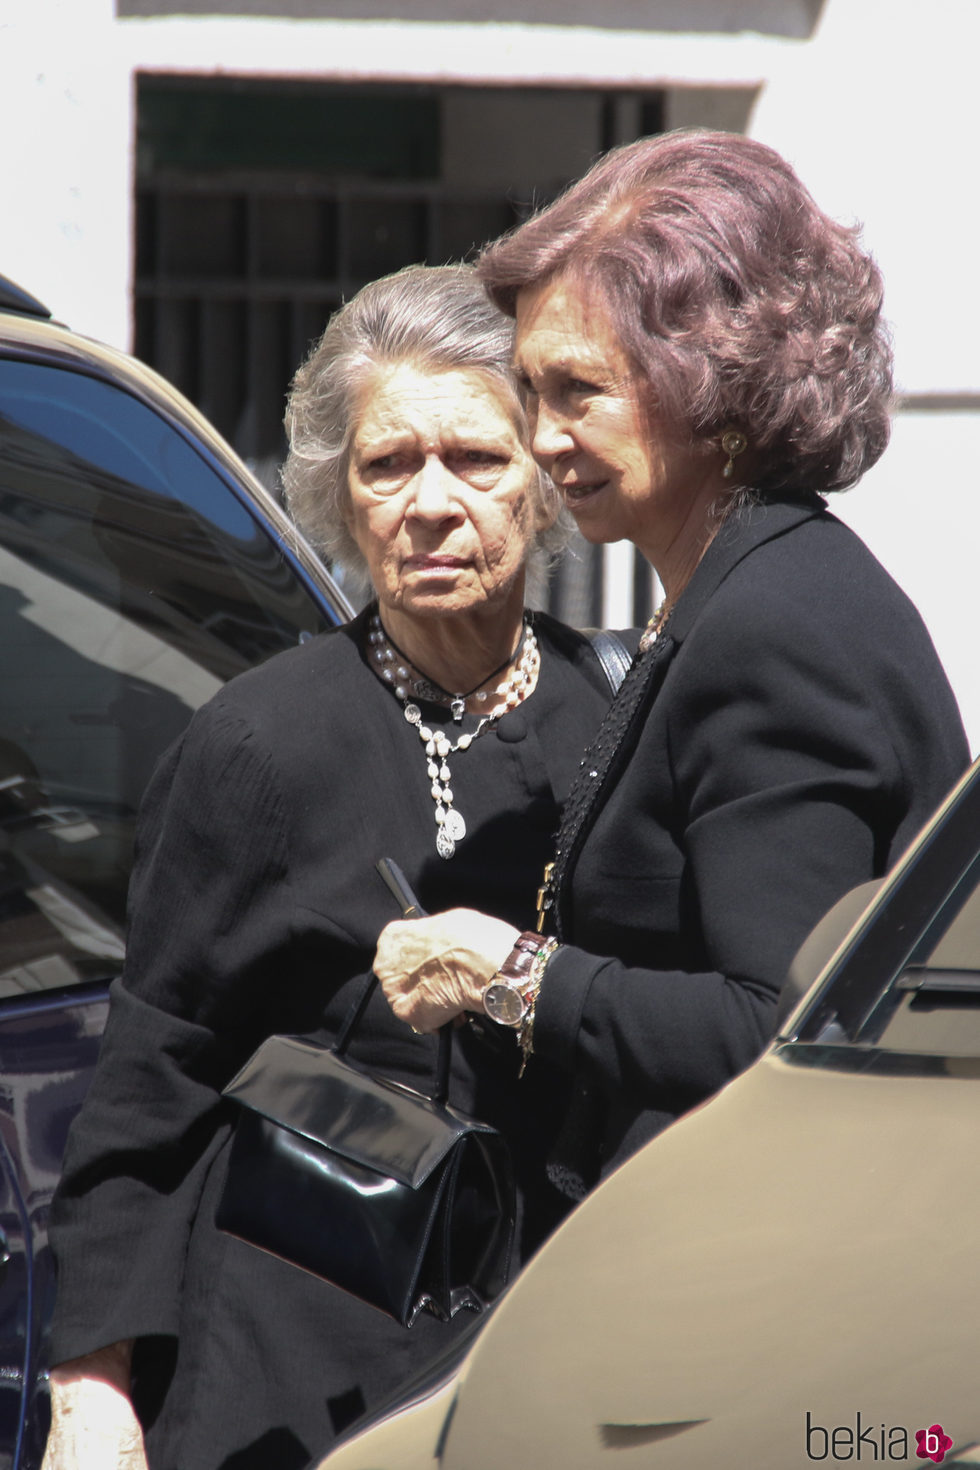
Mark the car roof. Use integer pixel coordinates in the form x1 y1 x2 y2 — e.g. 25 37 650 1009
0 277 354 623
0 272 53 319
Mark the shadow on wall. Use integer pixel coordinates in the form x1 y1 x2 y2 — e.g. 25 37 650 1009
116 0 827 41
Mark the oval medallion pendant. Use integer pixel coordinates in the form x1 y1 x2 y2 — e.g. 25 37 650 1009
436 827 456 860
444 809 466 843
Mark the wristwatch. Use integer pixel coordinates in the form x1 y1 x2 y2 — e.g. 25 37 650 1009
482 932 545 1027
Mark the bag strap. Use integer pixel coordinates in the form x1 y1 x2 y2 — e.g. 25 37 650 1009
334 970 452 1107
585 629 633 696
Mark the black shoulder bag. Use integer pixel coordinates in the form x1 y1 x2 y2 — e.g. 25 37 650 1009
585 628 634 695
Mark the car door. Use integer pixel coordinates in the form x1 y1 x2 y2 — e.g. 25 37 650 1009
319 759 980 1470
0 349 346 1469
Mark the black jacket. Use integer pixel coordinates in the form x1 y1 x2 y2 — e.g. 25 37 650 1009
533 497 969 1183
47 611 615 1470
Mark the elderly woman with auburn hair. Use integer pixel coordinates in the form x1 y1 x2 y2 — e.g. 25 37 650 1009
376 130 969 1198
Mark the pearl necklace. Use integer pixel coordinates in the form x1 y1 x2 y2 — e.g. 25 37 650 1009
368 614 539 859
370 619 526 722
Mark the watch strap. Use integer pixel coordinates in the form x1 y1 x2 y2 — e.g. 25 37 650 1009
495 931 545 984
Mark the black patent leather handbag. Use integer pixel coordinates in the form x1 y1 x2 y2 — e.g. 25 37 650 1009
216 971 515 1327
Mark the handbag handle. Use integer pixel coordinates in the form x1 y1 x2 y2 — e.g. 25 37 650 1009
334 971 452 1107
334 856 452 1105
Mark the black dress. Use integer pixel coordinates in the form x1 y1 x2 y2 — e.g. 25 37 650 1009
47 609 616 1470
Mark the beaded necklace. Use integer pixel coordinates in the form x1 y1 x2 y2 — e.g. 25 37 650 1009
376 620 526 722
367 612 539 859
637 598 670 652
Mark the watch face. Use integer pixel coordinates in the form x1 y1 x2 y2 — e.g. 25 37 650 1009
483 982 526 1027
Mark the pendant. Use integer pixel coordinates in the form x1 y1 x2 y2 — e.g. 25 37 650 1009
372 617 540 864
444 809 466 842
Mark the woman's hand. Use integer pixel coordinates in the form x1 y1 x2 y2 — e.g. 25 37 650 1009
42 1342 147 1470
375 909 519 1033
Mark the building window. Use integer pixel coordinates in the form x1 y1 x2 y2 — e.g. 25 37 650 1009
134 76 670 620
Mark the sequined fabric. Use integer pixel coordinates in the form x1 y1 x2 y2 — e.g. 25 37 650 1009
543 632 675 940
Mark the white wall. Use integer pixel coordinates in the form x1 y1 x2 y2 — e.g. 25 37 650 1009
750 0 980 396
749 0 980 750
0 0 133 348
830 410 979 755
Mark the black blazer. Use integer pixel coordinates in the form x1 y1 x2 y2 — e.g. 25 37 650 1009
533 496 969 1183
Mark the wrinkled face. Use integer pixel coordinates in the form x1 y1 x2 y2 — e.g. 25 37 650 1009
514 275 714 567
344 364 543 622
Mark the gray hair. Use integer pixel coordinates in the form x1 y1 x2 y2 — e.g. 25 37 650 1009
281 263 564 580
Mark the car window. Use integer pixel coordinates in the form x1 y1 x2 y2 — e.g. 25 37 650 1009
859 850 980 1057
790 767 980 1060
908 853 980 973
0 358 334 998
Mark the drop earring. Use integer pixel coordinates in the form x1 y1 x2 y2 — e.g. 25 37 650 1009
721 429 748 480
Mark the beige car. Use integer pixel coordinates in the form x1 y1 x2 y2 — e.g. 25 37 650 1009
320 754 980 1470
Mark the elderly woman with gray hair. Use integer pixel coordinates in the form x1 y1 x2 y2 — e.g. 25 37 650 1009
41 265 619 1470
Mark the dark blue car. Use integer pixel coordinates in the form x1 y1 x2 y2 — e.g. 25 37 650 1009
0 275 351 1469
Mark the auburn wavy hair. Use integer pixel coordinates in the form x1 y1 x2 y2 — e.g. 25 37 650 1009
479 129 893 494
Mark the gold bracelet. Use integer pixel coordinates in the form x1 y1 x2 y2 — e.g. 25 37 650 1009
517 937 559 1076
